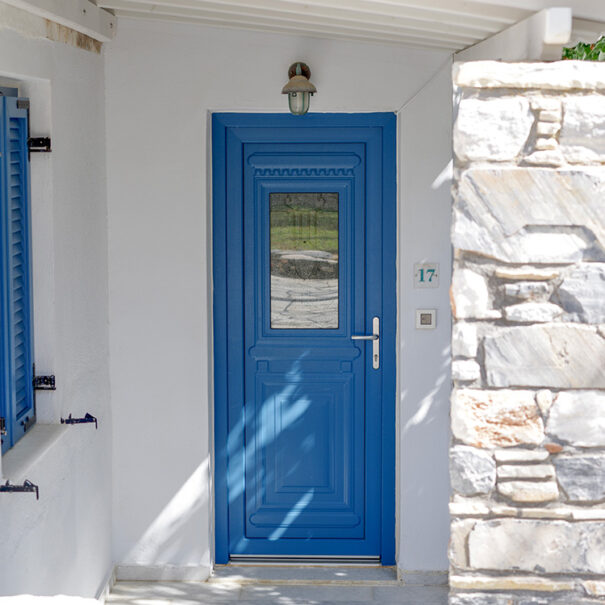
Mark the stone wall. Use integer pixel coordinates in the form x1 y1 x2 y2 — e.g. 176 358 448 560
450 61 605 604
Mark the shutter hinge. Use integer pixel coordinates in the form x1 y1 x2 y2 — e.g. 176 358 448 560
16 99 29 110
0 480 39 500
20 414 35 433
28 137 51 153
0 417 6 436
61 413 98 430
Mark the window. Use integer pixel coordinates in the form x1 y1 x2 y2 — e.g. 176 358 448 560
269 192 339 329
0 91 35 454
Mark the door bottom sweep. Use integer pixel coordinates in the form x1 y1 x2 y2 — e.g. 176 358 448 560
228 555 382 565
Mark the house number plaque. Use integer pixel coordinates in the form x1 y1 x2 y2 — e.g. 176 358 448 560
414 263 439 288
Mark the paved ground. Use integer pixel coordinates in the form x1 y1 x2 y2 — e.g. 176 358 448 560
107 566 448 604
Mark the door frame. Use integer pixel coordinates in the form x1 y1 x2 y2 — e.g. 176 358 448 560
211 112 397 564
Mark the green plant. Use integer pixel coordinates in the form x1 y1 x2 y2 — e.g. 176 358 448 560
562 35 605 60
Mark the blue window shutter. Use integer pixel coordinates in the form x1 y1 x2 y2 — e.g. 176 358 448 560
0 96 35 452
0 95 6 452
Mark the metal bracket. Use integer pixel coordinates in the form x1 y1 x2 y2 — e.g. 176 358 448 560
33 374 56 391
28 137 51 153
0 480 39 500
61 413 98 430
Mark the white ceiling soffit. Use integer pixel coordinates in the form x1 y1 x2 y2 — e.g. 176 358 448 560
96 0 605 53
1 0 116 41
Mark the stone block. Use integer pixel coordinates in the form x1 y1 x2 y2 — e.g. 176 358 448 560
452 389 544 448
468 519 605 574
452 359 481 382
534 137 559 150
451 269 500 319
539 109 562 123
449 518 476 568
546 391 605 447
583 580 605 597
454 97 533 162
447 505 604 522
449 499 520 518
536 121 560 136
497 480 559 503
453 168 605 264
484 325 605 388
555 454 605 502
536 390 553 416
497 464 555 480
453 60 605 91
572 508 605 521
558 264 605 324
502 281 551 301
561 96 605 163
450 446 496 496
449 499 491 517
495 449 549 463
450 575 575 592
523 149 565 167
453 322 478 358
495 268 559 281
449 593 514 605
504 302 563 323
531 97 562 113
518 507 573 520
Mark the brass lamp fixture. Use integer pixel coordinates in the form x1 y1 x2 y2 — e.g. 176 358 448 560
281 62 316 116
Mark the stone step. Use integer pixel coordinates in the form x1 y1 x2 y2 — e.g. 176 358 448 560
209 565 400 585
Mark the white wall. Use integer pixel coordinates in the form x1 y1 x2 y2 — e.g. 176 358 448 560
398 60 452 572
105 17 452 574
0 8 112 598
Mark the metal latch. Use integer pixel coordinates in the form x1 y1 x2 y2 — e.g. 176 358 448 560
33 373 56 390
351 316 380 370
28 137 51 153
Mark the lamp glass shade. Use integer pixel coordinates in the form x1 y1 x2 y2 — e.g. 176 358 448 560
282 63 316 116
288 91 310 116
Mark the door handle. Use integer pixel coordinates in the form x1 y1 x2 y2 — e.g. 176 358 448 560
351 317 380 370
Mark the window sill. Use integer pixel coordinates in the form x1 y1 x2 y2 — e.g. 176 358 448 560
2 424 69 482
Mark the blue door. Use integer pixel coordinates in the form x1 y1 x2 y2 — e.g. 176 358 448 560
213 114 396 564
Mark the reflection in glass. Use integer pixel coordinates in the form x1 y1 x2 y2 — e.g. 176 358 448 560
270 193 339 329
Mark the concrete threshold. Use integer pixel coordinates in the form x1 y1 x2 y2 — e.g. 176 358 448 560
210 565 400 585
108 567 449 604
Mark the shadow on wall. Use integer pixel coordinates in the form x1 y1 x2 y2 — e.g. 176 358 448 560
123 459 210 566
400 155 452 440
397 142 453 570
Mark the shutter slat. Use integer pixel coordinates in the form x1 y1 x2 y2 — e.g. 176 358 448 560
1 98 35 450
0 97 7 452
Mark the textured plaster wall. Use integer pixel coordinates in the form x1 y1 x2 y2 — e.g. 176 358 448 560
105 17 452 574
0 9 111 599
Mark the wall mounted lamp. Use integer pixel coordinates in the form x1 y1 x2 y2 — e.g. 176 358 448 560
281 62 316 116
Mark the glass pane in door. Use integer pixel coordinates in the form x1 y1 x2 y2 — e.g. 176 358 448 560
270 192 339 329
